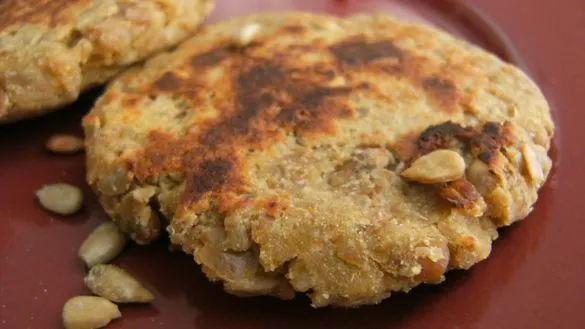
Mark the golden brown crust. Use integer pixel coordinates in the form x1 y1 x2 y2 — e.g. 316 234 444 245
0 0 214 122
133 44 365 211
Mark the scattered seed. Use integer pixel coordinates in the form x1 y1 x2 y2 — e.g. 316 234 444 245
62 296 120 329
36 184 84 215
401 149 466 184
85 264 154 303
78 222 127 267
46 134 84 154
233 22 261 47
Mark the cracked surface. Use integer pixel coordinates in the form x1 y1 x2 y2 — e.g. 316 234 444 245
83 13 554 307
0 0 214 122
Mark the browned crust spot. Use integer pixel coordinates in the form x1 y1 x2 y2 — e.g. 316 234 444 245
190 47 231 68
281 24 307 34
154 72 182 91
329 37 404 65
399 120 517 209
120 95 142 109
410 121 515 164
416 121 474 157
438 179 481 209
260 196 290 218
422 76 458 112
470 122 517 164
329 37 462 114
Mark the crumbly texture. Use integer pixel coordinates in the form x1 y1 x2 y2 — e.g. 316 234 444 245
83 13 554 307
0 0 214 122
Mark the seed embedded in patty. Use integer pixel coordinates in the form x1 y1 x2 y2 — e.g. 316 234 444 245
36 183 84 215
521 144 545 185
78 222 127 267
401 149 466 184
233 22 261 47
62 296 121 329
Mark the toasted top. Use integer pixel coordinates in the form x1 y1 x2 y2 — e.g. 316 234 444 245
85 12 553 213
0 0 91 32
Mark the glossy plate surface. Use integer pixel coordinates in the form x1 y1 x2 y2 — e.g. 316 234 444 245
1 0 584 328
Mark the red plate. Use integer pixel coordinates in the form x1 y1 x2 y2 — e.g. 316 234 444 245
1 0 584 328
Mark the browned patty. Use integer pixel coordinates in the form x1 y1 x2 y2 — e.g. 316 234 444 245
84 12 554 307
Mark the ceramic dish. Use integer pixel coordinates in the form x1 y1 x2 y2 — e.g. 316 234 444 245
1 0 584 328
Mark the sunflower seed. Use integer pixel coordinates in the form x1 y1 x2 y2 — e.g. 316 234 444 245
233 22 261 47
85 264 154 303
36 184 84 215
78 222 127 267
521 144 545 185
62 296 120 329
401 149 466 184
46 134 84 154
